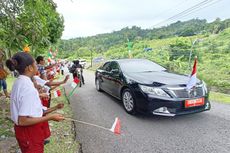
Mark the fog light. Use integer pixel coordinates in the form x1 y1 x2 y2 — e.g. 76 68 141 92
205 102 210 110
153 107 175 116
155 107 168 113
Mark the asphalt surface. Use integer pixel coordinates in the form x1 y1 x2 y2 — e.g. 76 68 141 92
65 70 230 153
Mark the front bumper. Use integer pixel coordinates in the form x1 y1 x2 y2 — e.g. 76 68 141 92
134 90 211 116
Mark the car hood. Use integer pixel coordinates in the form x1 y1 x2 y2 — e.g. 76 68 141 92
124 71 200 86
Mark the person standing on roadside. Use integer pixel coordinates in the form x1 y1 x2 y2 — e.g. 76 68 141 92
6 52 65 153
0 50 9 97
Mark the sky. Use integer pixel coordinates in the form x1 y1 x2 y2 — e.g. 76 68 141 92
53 0 230 39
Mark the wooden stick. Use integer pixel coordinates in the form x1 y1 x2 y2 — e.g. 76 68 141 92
65 117 111 132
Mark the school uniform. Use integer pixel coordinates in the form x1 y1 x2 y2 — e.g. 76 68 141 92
33 75 50 107
33 75 51 140
11 75 50 153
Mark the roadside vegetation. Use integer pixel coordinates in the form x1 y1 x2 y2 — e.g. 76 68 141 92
0 76 80 153
58 19 230 96
209 91 230 104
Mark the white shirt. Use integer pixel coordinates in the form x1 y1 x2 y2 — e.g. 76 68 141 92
33 75 48 86
33 76 50 94
10 75 43 125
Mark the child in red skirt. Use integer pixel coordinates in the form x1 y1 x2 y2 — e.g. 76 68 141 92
6 52 65 153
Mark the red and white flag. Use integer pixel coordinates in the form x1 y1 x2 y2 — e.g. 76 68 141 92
186 57 197 90
53 89 61 98
110 117 121 135
71 77 80 88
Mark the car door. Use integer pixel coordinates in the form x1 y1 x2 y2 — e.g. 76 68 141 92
97 62 111 92
107 61 123 98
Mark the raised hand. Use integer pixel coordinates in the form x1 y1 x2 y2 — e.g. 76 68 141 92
56 103 64 109
49 113 65 122
63 75 70 83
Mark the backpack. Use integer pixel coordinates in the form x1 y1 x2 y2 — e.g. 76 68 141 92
0 69 8 79
68 65 76 73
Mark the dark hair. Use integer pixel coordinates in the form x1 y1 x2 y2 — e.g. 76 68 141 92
74 60 79 65
36 56 44 64
6 52 34 74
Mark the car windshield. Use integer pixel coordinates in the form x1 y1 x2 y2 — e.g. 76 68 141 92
119 59 166 73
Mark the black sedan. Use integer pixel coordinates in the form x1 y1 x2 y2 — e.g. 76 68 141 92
95 59 211 116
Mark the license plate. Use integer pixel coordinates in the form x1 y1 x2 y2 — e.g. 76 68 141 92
185 98 205 108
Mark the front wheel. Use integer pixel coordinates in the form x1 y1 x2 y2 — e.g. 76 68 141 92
95 79 102 92
122 88 136 114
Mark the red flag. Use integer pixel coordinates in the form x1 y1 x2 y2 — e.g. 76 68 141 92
110 117 121 135
71 77 80 88
53 89 61 98
186 57 197 90
74 77 80 84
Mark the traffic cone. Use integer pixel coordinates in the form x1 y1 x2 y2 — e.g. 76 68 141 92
110 117 121 135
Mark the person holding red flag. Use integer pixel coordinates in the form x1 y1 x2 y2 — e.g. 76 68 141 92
6 52 65 153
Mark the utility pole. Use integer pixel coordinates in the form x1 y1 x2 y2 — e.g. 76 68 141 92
91 48 92 67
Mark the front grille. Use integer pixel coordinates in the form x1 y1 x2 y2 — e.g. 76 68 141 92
170 87 204 98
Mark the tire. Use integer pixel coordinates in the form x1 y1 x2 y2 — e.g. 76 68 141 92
122 88 136 114
95 78 102 92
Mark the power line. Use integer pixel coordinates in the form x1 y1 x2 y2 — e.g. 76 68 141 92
153 0 213 27
149 0 189 20
160 0 213 23
170 0 223 22
153 0 221 27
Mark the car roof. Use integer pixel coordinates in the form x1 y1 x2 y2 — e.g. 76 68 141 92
111 58 151 63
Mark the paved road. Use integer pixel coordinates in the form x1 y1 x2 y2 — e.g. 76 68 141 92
65 70 230 153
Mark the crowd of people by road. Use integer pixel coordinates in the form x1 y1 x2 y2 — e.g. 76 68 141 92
0 50 85 153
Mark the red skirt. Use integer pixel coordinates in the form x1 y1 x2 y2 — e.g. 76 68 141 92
41 98 51 139
14 122 50 153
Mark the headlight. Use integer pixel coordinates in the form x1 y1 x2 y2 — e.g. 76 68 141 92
139 85 170 98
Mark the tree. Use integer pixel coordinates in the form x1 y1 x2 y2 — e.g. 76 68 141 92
0 0 64 57
169 38 192 61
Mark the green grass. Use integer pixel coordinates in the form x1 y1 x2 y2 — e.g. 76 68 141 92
1 76 79 152
209 91 230 104
44 94 80 153
0 98 14 138
5 76 15 91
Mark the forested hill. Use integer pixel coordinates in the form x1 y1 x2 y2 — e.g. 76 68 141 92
59 18 230 53
58 18 230 93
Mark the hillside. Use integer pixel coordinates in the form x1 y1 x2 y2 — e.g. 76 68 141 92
58 18 230 93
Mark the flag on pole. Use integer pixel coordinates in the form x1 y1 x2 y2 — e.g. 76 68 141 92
110 117 121 135
71 77 80 88
68 77 80 98
53 89 61 98
186 57 197 90
65 117 121 135
48 57 52 63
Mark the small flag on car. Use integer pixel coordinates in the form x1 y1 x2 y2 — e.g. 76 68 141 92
186 57 197 90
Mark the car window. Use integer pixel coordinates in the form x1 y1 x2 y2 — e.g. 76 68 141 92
110 61 120 71
119 59 166 73
101 62 111 72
